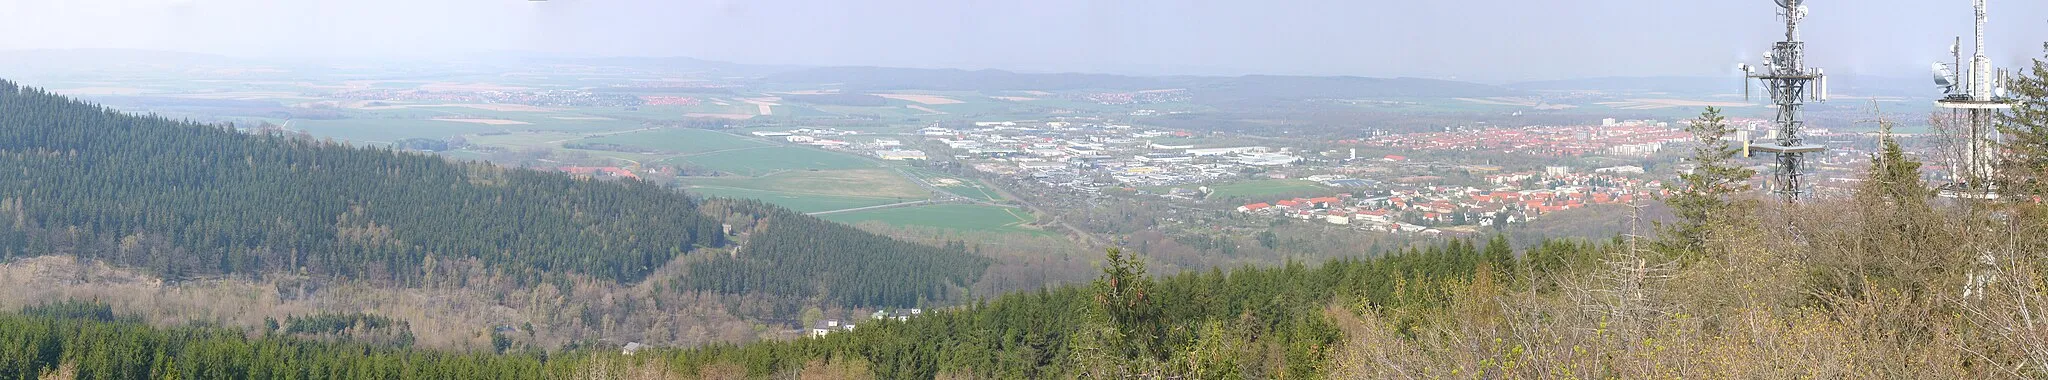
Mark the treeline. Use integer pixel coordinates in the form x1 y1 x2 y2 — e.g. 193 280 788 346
390 137 457 152
560 141 662 154
0 234 1578 379
276 312 414 348
0 312 561 380
683 199 992 307
0 80 728 285
655 235 1591 379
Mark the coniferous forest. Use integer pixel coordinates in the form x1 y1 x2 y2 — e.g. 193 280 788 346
0 79 721 283
685 199 992 307
0 79 985 308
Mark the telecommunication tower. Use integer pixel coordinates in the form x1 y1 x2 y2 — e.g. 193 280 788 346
1932 0 2011 199
1740 0 1829 202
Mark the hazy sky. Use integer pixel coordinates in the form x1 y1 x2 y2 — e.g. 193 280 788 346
2 0 2046 81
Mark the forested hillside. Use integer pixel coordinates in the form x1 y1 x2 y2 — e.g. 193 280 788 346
0 236 1556 379
0 79 985 310
689 200 991 307
0 80 724 284
0 304 560 379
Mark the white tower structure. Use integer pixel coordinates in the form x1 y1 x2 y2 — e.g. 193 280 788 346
1933 0 2011 199
1740 0 1829 202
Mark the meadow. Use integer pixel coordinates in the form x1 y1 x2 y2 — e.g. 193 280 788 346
683 186 908 213
685 169 929 199
577 128 773 154
818 204 1043 234
291 119 514 144
669 146 878 175
904 169 1004 202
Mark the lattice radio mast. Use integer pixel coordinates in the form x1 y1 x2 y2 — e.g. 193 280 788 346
1739 0 1829 202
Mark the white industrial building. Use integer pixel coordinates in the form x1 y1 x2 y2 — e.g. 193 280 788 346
1185 146 1269 156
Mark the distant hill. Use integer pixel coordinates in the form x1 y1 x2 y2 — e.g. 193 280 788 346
761 66 1177 91
0 49 250 79
761 67 1520 99
1510 75 1932 98
1188 75 1519 101
1509 76 1745 94
496 54 803 77
0 49 242 69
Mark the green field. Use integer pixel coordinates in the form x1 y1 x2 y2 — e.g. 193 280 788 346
926 100 1021 116
686 169 930 199
578 128 773 154
904 169 1004 202
292 119 518 143
670 146 877 175
292 107 649 144
819 204 1042 234
936 181 1003 202
674 152 928 212
685 186 908 213
558 105 702 121
1207 179 1331 198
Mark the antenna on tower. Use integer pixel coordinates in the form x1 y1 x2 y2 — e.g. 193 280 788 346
1743 0 1826 202
1933 0 2011 200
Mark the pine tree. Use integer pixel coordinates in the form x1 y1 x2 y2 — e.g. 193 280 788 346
1483 234 1515 275
1862 119 1931 208
1659 107 1755 257
1998 44 2048 203
1090 248 1160 361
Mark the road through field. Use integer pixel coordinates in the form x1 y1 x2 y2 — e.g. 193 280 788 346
806 199 934 216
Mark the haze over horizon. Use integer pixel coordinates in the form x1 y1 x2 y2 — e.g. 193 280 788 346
3 0 2047 82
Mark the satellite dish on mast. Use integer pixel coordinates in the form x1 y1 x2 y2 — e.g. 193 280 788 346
1933 63 1959 93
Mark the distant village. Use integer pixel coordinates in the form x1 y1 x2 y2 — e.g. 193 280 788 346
1234 168 1661 235
563 113 1902 238
716 116 1812 236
